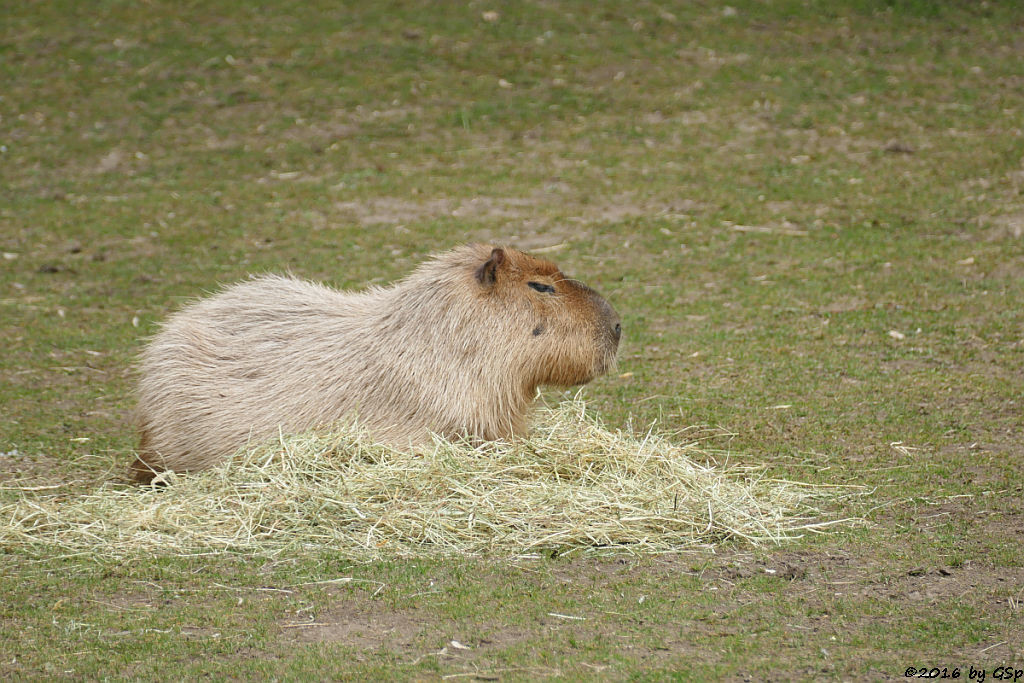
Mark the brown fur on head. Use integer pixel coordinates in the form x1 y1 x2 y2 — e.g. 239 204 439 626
470 245 620 387
131 244 621 482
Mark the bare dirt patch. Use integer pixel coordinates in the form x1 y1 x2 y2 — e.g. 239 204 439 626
0 450 69 488
333 191 706 232
980 210 1024 241
285 603 426 652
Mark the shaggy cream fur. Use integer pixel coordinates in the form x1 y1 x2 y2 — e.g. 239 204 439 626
132 244 620 481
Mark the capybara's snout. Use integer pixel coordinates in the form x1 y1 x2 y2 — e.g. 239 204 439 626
587 287 622 351
581 288 621 378
604 299 622 346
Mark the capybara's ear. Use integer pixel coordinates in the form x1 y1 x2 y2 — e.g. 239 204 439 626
475 247 506 286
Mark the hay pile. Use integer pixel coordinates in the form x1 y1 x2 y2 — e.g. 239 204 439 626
0 400 858 559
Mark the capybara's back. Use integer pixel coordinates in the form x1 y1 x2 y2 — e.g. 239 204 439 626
132 244 621 481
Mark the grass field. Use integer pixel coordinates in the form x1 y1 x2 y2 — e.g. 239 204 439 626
2 0 1023 678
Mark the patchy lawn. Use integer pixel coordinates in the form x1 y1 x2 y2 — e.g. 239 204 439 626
2 0 1022 678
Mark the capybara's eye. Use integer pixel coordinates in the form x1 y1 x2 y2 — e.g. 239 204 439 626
528 281 556 294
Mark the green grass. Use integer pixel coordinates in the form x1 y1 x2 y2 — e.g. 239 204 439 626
3 0 1023 677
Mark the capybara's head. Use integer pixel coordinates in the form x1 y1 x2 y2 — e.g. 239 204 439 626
470 244 621 389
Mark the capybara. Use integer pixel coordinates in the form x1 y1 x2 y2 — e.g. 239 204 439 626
131 244 621 481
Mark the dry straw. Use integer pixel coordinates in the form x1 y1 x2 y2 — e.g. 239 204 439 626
0 400 861 559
